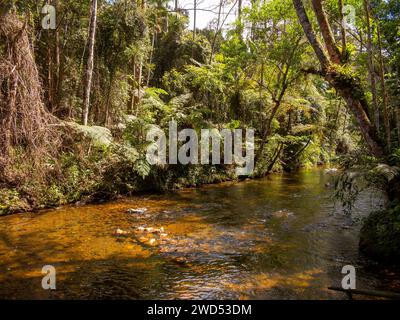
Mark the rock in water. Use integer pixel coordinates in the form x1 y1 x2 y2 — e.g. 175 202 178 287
116 229 129 235
270 210 294 219
324 168 339 175
127 208 148 214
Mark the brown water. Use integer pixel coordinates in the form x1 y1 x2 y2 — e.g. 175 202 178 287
1 169 399 300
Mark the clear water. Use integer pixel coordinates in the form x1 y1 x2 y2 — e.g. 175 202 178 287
1 169 399 299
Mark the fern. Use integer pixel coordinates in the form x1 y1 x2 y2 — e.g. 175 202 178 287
134 158 151 179
67 122 113 149
389 148 400 165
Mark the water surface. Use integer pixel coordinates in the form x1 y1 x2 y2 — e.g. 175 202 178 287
1 169 399 299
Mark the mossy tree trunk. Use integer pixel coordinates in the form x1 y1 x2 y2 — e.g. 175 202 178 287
292 0 384 158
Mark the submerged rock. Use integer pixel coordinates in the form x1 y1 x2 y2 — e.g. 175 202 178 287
115 228 129 235
127 208 148 214
136 226 165 234
325 182 332 188
324 168 339 175
137 236 159 247
171 257 189 266
269 210 294 219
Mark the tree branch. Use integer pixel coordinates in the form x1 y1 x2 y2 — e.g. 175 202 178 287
292 0 330 69
311 0 341 64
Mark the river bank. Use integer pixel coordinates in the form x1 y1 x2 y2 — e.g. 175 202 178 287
0 159 326 217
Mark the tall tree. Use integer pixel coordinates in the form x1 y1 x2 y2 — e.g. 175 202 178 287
338 0 347 60
82 0 98 126
238 0 242 20
364 0 379 130
376 23 391 151
193 0 197 40
209 0 224 63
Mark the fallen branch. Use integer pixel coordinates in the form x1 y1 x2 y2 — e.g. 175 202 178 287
328 286 400 300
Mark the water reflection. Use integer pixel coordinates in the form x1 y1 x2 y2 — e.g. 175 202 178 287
0 169 399 299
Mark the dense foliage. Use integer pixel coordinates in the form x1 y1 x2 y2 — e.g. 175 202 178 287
0 0 399 227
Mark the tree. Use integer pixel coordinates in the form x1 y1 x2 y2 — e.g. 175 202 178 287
0 11 60 182
363 0 379 131
292 0 384 158
82 0 98 126
338 0 346 60
375 0 400 148
240 0 309 162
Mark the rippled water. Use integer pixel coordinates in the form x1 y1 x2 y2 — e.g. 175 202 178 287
1 169 399 299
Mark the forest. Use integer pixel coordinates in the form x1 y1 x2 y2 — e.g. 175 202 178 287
0 0 400 299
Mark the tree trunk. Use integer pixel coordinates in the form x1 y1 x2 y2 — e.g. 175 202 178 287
364 0 380 131
311 0 341 64
210 0 224 63
292 0 330 69
327 74 383 157
129 56 137 114
292 0 384 158
193 0 197 40
82 0 98 126
136 60 143 116
54 0 61 112
376 23 391 151
396 109 400 146
338 0 347 60
146 30 156 86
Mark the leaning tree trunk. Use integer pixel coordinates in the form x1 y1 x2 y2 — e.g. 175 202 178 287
311 0 341 64
292 0 384 158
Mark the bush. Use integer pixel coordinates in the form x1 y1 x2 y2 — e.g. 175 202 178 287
0 188 30 215
359 204 400 264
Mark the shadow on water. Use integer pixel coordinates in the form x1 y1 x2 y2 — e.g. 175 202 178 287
0 169 399 299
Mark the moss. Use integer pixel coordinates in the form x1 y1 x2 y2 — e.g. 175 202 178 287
328 65 366 101
360 204 400 264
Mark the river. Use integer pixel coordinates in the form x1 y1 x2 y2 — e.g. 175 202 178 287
1 169 399 299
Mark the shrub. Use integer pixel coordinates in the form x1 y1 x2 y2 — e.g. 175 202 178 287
360 204 400 264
